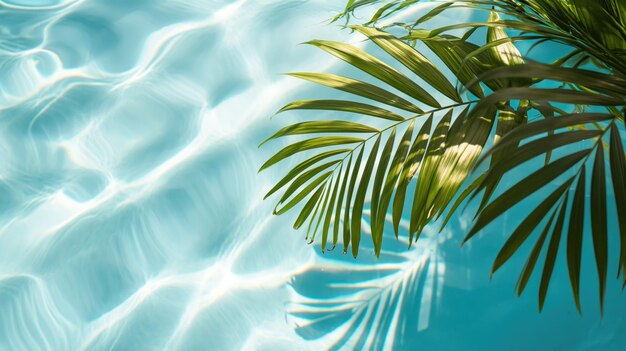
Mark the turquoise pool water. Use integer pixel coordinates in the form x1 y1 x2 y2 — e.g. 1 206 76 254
0 0 624 350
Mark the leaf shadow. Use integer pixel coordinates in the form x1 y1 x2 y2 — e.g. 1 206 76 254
287 207 450 350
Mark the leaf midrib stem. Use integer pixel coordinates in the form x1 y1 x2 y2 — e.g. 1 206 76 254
332 100 479 173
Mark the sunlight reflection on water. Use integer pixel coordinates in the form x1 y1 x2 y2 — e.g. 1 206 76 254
0 1 624 350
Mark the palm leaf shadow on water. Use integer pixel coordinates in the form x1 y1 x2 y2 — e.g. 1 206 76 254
287 205 448 351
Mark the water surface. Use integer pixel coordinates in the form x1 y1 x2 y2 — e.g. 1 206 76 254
0 1 624 350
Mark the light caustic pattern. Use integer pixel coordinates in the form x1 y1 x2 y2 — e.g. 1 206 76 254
0 0 353 349
0 1 625 350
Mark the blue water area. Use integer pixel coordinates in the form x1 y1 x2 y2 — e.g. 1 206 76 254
0 0 624 350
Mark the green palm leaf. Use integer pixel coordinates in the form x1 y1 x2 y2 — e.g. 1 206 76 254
490 180 573 276
464 150 589 243
260 136 363 172
393 115 432 235
409 110 452 239
351 25 462 102
287 73 423 113
306 40 441 107
539 196 568 311
591 145 608 313
567 167 586 313
262 0 626 314
278 99 406 121
373 121 414 248
609 124 626 284
261 21 518 257
516 208 557 296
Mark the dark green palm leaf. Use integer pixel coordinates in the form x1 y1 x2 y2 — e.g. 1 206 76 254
475 63 626 97
516 209 557 296
491 179 573 276
477 113 614 165
475 129 602 204
609 124 626 283
567 168 586 314
465 150 589 243
591 145 608 313
539 196 568 311
262 0 626 315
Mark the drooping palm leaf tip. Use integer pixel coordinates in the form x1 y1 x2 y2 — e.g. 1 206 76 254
260 0 626 313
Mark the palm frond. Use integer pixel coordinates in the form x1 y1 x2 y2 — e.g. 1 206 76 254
260 14 522 257
262 0 626 314
335 0 626 72
459 45 625 315
465 112 624 314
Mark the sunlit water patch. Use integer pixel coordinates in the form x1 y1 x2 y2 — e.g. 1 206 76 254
0 1 624 350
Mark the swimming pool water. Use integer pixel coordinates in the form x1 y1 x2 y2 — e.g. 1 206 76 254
0 0 624 350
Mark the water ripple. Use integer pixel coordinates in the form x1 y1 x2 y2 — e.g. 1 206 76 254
0 1 348 349
1 0 624 350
